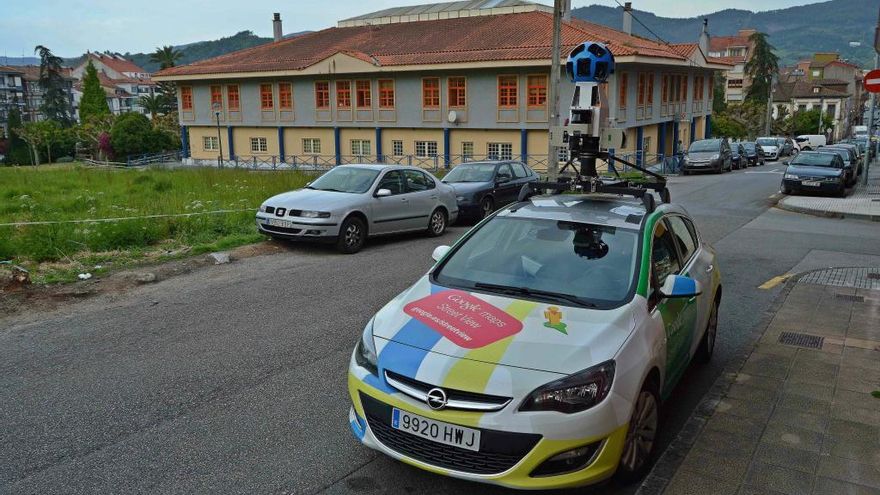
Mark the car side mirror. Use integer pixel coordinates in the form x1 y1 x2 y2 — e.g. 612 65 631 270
658 274 702 299
376 188 392 197
432 245 451 262
782 161 789 166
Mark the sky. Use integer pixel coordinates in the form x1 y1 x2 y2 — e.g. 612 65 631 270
1 0 809 59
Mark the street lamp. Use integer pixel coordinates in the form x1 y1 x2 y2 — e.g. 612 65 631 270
212 101 223 164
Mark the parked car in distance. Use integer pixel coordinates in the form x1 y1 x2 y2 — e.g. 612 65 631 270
730 142 748 170
777 137 795 156
256 164 458 254
757 137 780 160
853 125 868 139
781 151 846 197
441 160 539 220
795 134 827 151
818 147 857 186
830 143 862 175
681 138 732 174
741 142 765 167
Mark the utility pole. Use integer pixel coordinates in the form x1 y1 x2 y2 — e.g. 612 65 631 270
547 0 563 181
817 96 825 136
764 74 776 136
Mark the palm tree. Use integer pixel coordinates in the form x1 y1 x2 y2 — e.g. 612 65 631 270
150 45 182 70
138 93 166 122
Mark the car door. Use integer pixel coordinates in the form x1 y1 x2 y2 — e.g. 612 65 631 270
402 169 437 230
371 170 413 234
494 163 518 206
667 215 714 357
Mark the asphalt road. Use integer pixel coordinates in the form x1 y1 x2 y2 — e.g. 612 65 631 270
3 160 880 495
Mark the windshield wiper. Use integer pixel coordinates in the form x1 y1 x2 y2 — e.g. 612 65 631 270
473 282 596 308
315 188 347 193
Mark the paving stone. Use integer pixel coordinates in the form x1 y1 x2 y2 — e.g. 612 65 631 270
738 487 790 495
782 380 834 402
705 411 767 438
827 418 880 442
727 383 781 404
733 373 784 393
790 357 840 377
664 469 740 495
767 407 829 434
714 396 775 421
840 347 880 371
787 366 837 387
777 393 831 416
831 405 880 428
741 360 790 381
692 428 760 456
819 456 880 490
754 441 820 474
760 423 824 453
822 433 880 465
813 477 880 495
677 445 752 483
795 348 843 365
834 388 880 411
752 342 799 359
744 461 815 495
837 367 880 394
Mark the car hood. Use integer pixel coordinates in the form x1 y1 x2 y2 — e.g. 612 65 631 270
371 277 635 376
786 164 842 177
443 181 492 196
261 188 362 210
687 151 719 160
759 144 778 151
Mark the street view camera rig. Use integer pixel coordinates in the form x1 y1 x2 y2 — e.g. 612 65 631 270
519 42 671 212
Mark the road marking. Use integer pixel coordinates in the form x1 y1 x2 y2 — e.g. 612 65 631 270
759 273 793 290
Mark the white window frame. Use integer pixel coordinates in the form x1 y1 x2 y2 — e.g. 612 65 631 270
351 139 371 156
462 141 474 161
488 142 513 160
250 137 268 153
302 138 321 154
392 140 404 157
415 140 438 158
203 136 219 151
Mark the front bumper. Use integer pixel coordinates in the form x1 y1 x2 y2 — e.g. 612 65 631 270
254 213 340 240
681 160 721 172
782 178 843 195
347 369 629 490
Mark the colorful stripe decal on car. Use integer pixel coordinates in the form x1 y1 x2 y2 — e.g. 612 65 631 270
636 211 662 297
376 285 444 381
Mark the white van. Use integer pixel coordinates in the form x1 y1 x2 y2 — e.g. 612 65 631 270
853 125 868 139
795 134 827 151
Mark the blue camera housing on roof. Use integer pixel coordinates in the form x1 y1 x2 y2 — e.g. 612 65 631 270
565 42 615 84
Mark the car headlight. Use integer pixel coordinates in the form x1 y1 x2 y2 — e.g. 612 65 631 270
298 210 331 218
711 154 720 160
519 360 614 414
355 318 378 375
784 173 799 179
259 205 267 213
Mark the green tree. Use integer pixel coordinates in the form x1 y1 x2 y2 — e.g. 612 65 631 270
34 45 73 125
18 120 63 164
712 114 748 139
5 98 33 165
790 108 834 136
715 101 767 140
744 32 780 104
75 114 115 159
110 112 173 157
712 71 727 114
79 60 110 121
150 45 182 69
138 93 166 122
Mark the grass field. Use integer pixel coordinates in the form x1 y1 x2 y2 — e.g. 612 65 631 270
0 164 313 283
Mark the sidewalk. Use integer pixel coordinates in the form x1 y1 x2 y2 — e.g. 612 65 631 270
777 164 880 221
638 267 880 495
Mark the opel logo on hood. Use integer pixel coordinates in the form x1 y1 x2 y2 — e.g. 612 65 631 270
426 387 448 410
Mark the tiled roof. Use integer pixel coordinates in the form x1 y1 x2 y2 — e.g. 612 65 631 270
15 65 74 81
90 53 148 75
0 65 25 74
708 34 749 53
157 11 691 77
773 80 851 101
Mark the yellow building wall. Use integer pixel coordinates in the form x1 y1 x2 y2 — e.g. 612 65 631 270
381 129 445 158
283 127 335 156
694 116 705 140
232 127 279 157
188 126 231 160
450 129 521 159
641 124 659 157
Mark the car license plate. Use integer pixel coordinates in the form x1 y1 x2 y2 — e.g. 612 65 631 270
391 408 481 452
266 218 292 228
802 181 821 187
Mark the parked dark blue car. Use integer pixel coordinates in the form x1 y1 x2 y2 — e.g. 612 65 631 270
781 151 847 197
442 160 539 220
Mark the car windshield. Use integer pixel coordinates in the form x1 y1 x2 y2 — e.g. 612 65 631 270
757 138 777 146
433 217 639 308
743 143 756 151
443 164 496 183
820 149 849 163
792 153 836 168
308 167 380 193
688 140 721 152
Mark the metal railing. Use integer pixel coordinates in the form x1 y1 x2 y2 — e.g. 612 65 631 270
126 151 181 166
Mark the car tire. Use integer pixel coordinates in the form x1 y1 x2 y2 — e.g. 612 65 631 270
427 208 447 237
480 197 494 219
781 184 791 195
336 216 366 254
837 186 847 198
695 298 719 364
681 168 689 176
616 378 660 484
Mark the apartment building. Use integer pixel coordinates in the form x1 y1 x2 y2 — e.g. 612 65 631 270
707 29 756 103
71 53 156 117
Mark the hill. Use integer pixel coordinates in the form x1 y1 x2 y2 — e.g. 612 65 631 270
572 0 876 67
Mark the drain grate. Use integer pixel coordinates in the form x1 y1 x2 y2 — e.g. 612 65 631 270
778 332 824 349
869 273 880 280
836 294 865 302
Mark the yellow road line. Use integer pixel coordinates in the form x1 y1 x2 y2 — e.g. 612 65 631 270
759 273 793 290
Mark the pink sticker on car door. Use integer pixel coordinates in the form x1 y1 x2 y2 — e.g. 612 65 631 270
403 290 523 348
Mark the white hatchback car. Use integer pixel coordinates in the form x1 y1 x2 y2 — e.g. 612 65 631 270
347 194 722 489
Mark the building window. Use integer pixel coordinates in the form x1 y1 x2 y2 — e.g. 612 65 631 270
415 141 438 158
351 139 371 156
315 81 330 109
813 87 821 94
356 80 371 108
694 76 704 100
260 84 274 110
180 86 193 110
637 73 646 106
826 104 836 118
392 140 403 156
527 75 547 107
250 137 268 153
646 74 654 106
210 85 222 110
661 75 669 104
797 104 807 113
336 81 352 109
727 79 743 89
462 141 474 160
448 77 466 108
279 82 293 110
618 73 628 109
498 75 517 108
203 136 219 151
302 138 321 154
680 76 688 102
422 78 440 108
227 85 240 111
488 142 512 160
378 79 395 109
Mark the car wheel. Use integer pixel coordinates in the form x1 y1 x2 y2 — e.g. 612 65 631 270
480 197 494 219
837 186 847 198
781 184 791 195
695 299 719 364
336 216 366 254
616 379 660 484
427 208 447 237
681 169 689 176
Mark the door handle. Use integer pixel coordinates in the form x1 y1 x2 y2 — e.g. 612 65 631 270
706 264 714 273
400 198 408 202
430 195 438 199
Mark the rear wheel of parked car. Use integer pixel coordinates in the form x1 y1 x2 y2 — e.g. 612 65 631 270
480 197 494 219
695 298 719 364
336 216 366 254
616 379 660 484
427 208 447 237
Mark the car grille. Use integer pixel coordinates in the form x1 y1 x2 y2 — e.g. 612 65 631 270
260 224 302 235
264 206 275 214
360 392 541 475
384 370 512 411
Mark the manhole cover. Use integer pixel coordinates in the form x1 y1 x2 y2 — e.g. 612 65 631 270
836 294 865 302
778 332 824 349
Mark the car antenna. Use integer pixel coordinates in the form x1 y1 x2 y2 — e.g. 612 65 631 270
519 42 670 213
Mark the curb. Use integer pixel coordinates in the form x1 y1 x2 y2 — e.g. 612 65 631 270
635 271 806 495
774 198 880 222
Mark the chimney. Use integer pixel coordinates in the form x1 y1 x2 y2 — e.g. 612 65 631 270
699 18 709 55
622 2 633 35
562 0 571 21
273 13 283 42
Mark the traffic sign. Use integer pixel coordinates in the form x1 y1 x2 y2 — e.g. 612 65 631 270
865 69 880 93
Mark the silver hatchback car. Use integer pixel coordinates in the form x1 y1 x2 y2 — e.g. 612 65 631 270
256 164 459 253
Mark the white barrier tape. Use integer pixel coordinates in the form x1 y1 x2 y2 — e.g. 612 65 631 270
0 208 257 227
